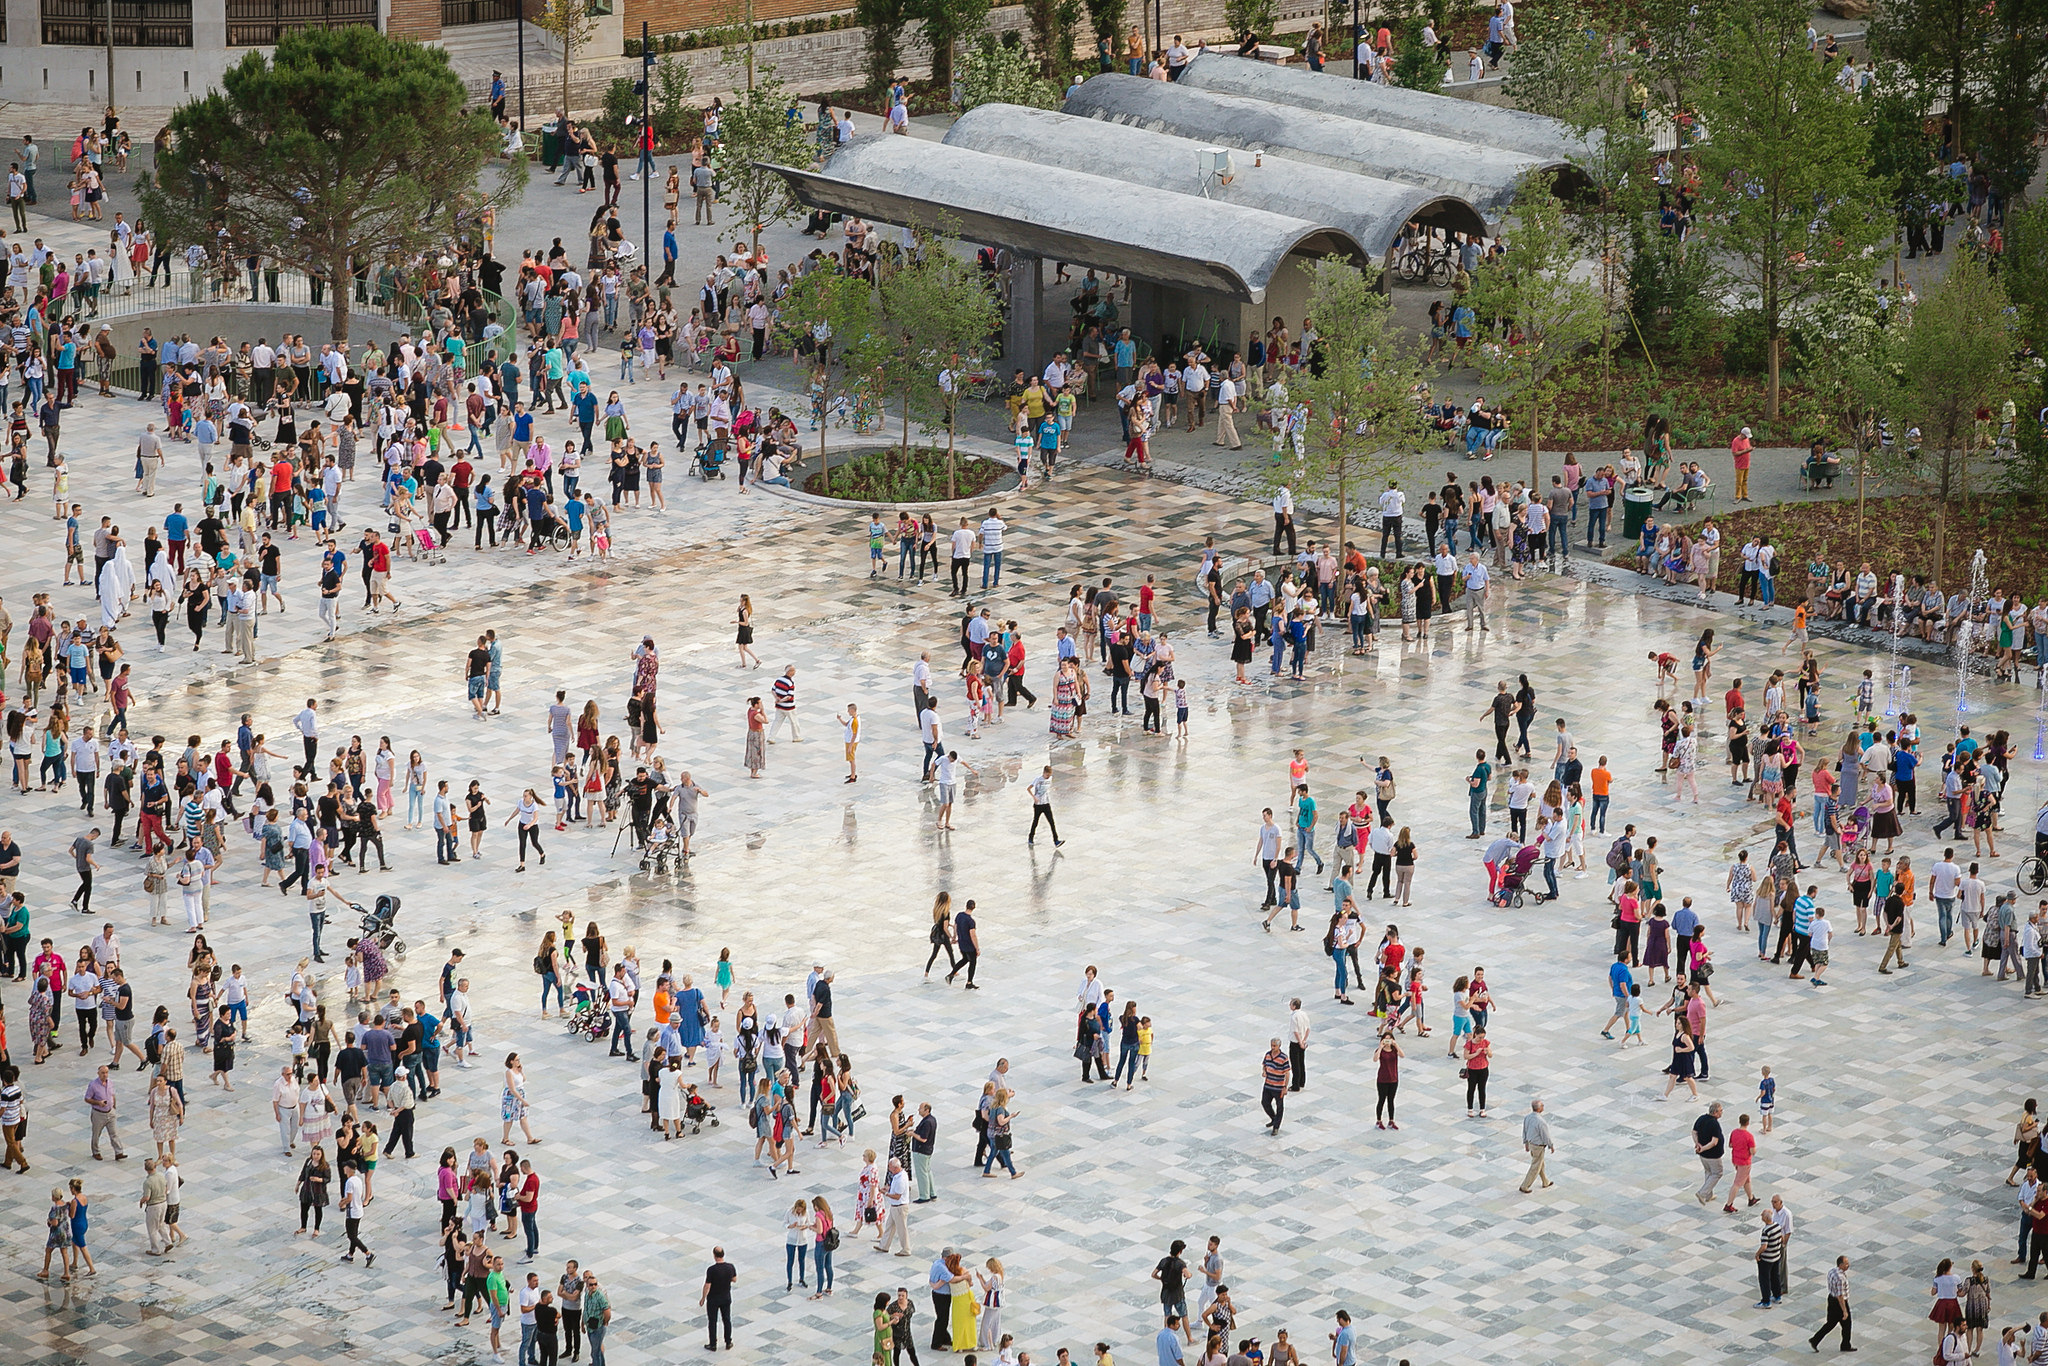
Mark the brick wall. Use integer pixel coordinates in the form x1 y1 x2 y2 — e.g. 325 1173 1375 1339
623 0 849 38
388 0 442 42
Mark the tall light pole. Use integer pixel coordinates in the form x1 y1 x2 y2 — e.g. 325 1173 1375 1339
639 20 652 273
105 0 115 115
517 0 527 132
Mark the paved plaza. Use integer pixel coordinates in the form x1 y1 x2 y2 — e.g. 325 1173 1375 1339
3 337 2046 1366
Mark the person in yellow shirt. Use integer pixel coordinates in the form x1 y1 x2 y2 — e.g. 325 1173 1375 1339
1137 1017 1154 1080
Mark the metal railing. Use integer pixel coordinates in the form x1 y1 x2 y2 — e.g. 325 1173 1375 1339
64 266 516 346
224 0 378 45
442 0 519 25
40 0 191 46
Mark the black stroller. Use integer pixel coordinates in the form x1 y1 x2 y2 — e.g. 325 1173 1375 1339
343 893 406 959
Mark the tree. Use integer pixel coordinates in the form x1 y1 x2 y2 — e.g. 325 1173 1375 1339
1796 273 1896 557
781 264 881 494
2000 200 2048 501
910 0 992 92
530 0 602 122
957 31 1063 109
1503 0 1654 409
651 55 699 144
1871 0 1992 157
1696 0 1889 418
1021 0 1084 75
882 233 1005 496
138 28 518 344
713 69 818 257
1265 256 1431 553
1883 252 2017 580
1223 0 1277 41
1082 0 1125 47
856 0 911 96
1974 0 2048 211
1464 170 1607 488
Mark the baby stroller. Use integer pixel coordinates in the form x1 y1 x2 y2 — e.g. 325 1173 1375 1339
413 526 447 565
692 445 726 479
638 819 678 874
565 982 610 1040
1489 845 1542 909
345 893 406 958
681 1084 718 1135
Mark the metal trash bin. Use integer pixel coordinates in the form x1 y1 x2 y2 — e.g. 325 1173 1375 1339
1621 486 1655 541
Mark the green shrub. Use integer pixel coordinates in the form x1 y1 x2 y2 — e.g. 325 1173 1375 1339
802 446 1009 501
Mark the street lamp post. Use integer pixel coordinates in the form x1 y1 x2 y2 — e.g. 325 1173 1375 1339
1351 0 1361 79
517 1 527 132
640 20 652 275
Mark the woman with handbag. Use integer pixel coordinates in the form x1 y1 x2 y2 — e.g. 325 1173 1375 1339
812 1196 838 1298
674 974 706 1063
296 1143 331 1236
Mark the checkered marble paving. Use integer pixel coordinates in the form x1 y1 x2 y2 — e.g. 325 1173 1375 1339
4 379 2046 1366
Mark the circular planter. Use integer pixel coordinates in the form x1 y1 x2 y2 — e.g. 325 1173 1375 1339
751 444 1020 514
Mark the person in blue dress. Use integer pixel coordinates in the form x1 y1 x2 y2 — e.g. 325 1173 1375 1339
675 976 706 1063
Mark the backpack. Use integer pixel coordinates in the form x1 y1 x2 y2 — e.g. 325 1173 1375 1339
533 953 550 976
1605 837 1631 871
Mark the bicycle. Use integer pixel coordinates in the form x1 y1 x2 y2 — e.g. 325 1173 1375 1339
1396 243 1456 287
2021 854 2047 897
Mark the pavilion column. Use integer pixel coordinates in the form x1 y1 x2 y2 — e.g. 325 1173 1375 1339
1006 253 1041 376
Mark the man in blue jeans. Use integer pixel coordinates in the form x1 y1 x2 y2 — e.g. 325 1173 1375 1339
583 1269 613 1363
1584 471 1612 548
606 966 638 1060
979 508 1005 588
1467 751 1491 837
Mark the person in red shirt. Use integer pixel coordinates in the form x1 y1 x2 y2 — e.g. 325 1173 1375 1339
516 1159 542 1259
1004 629 1034 709
270 457 295 526
1724 1112 1759 1212
451 458 475 528
1724 680 1745 719
367 534 401 613
1138 575 1157 630
1729 426 1754 502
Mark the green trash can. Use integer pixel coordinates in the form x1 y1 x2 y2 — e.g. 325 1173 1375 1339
540 120 564 172
1621 485 1655 542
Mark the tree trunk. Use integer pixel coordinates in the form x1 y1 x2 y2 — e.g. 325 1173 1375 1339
1336 465 1347 568
1765 333 1781 421
1854 433 1866 560
562 35 573 123
330 247 352 344
932 35 954 92
947 407 957 500
1529 401 1541 490
1933 498 1946 586
818 368 831 493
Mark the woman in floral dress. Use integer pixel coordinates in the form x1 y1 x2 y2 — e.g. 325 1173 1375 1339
1049 661 1079 739
147 1070 184 1159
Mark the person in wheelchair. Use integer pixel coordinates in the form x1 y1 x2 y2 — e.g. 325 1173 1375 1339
526 495 565 552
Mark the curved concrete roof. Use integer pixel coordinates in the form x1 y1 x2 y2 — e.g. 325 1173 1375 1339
943 104 1487 256
1064 73 1569 215
760 137 1367 302
1178 53 1596 166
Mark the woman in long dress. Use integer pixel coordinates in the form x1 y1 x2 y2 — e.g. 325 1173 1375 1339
744 698 767 777
501 1052 538 1145
976 1257 1005 1349
1049 662 1078 739
675 976 706 1062
947 1251 978 1350
659 1058 687 1139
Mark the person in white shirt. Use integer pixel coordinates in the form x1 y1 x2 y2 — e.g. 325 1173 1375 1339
1181 361 1209 430
1212 375 1242 449
1462 553 1491 631
1077 966 1106 1011
1377 482 1406 556
340 1169 373 1263
1930 853 1963 945
1272 486 1296 555
293 699 320 778
875 1157 913 1251
978 510 1006 590
1287 998 1311 1091
948 523 974 597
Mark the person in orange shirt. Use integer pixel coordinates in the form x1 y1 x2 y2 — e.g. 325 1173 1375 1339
1783 603 1808 656
1589 755 1613 832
